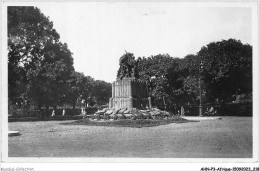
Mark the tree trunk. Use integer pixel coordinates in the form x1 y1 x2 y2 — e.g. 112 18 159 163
37 101 42 110
72 101 76 109
46 105 49 117
163 96 167 111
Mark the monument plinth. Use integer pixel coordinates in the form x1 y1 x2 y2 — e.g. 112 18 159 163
109 78 150 109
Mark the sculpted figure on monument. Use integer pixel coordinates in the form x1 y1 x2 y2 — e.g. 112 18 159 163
117 51 139 80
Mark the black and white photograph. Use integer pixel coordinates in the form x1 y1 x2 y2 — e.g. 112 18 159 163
1 1 259 171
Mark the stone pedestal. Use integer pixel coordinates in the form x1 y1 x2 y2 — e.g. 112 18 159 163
109 78 150 110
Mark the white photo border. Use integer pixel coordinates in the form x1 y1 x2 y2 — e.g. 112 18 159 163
1 0 259 171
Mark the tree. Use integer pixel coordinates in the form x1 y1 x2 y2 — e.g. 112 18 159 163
180 54 202 105
66 72 95 109
197 39 252 102
8 6 74 110
25 42 74 109
92 80 112 106
137 54 185 110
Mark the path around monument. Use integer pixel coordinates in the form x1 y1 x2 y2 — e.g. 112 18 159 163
8 117 252 158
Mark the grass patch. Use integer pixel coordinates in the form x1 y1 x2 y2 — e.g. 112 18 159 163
61 117 193 128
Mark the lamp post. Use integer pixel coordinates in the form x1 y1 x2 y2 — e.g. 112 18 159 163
199 61 204 116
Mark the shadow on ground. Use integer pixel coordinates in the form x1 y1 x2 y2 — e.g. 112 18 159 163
8 115 83 122
60 117 198 128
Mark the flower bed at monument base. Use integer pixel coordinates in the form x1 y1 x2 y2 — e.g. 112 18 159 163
62 116 189 128
84 107 172 120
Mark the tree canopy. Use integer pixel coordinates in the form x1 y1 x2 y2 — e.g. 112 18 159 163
136 39 252 110
8 6 111 111
8 7 252 114
198 39 252 102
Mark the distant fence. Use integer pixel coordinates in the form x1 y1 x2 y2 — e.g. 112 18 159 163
9 107 98 117
167 102 252 116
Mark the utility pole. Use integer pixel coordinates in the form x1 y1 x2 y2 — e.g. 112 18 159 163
199 61 203 116
199 75 203 116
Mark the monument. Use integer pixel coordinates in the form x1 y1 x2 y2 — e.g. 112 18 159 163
87 52 169 120
109 52 151 110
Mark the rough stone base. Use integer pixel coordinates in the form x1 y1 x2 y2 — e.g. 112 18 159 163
84 108 171 120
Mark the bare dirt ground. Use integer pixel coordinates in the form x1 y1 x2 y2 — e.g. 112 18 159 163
8 117 252 158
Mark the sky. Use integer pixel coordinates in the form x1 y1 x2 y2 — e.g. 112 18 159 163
37 2 252 83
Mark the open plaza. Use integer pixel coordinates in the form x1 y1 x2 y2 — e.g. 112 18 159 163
8 116 252 158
